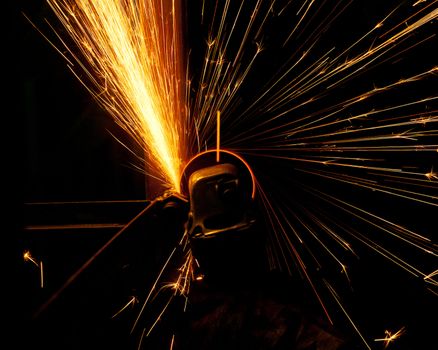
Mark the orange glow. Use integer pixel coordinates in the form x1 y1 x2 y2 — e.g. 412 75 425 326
47 0 187 192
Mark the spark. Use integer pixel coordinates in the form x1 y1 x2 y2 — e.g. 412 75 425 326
374 327 406 348
216 110 221 162
45 0 188 192
23 250 44 288
133 249 194 340
23 250 39 267
170 334 175 350
424 269 438 287
425 167 438 180
131 234 194 339
326 281 372 349
413 1 427 7
112 296 139 319
137 328 147 350
145 295 174 337
40 262 44 289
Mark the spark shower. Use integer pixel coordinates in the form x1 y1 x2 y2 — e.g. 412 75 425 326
22 0 437 349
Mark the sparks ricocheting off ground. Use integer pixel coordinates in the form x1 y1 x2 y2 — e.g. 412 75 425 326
22 0 437 349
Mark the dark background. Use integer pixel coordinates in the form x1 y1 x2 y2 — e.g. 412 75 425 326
11 1 437 349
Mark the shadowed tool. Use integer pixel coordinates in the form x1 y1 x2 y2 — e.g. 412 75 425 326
181 150 266 283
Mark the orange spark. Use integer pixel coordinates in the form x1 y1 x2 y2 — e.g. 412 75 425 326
413 0 427 7
425 167 438 180
23 250 44 288
112 296 138 319
23 250 38 267
216 110 221 162
424 269 438 287
375 327 406 348
46 0 187 192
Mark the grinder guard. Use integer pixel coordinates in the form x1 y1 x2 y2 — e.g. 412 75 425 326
182 151 265 282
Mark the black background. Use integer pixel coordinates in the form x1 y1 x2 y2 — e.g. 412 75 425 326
11 1 438 349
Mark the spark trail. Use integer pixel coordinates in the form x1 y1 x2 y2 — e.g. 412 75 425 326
45 0 188 192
